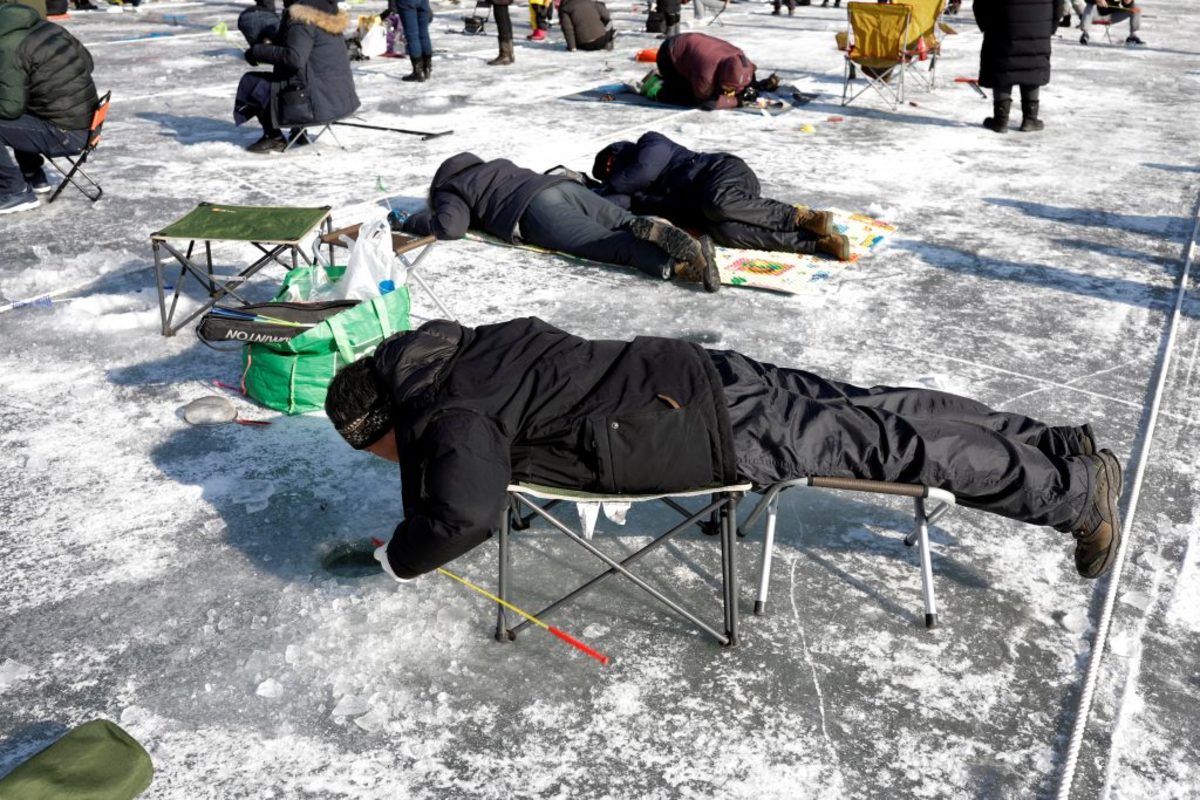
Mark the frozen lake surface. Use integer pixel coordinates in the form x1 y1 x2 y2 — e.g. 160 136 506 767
1 0 1198 797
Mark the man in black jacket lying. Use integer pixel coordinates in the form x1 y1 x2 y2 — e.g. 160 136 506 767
326 317 1123 583
399 152 721 291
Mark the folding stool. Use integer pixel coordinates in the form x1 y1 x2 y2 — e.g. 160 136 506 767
46 91 111 204
496 482 752 648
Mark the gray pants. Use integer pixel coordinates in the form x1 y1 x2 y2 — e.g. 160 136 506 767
519 182 674 279
1080 1 1140 34
691 0 724 20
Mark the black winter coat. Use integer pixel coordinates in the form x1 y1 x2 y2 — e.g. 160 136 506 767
974 0 1062 89
596 131 722 223
373 317 738 578
559 0 610 50
404 153 569 243
0 3 97 131
246 0 359 127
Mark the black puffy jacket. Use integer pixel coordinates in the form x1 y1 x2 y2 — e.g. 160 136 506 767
594 131 722 223
0 2 97 131
246 0 359 127
372 317 738 578
974 0 1064 89
403 153 569 243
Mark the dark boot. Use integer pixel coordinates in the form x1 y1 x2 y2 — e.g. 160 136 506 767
402 55 426 82
1071 450 1123 579
1019 96 1043 132
422 55 432 78
983 95 1011 133
793 207 833 236
488 40 514 65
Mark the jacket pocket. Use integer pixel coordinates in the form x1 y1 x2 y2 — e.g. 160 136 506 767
593 405 715 494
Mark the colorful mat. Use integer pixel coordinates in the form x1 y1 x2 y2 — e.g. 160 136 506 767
716 209 897 294
559 83 817 117
463 208 896 295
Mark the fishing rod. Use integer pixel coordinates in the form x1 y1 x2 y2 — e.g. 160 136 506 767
331 121 454 141
371 539 609 665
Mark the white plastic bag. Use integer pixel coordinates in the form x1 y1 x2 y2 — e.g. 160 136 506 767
334 216 407 301
360 23 387 58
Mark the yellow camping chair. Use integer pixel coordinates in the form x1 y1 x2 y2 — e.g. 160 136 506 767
843 1 916 109
898 0 949 91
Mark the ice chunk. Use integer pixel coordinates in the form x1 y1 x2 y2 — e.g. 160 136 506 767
354 704 390 733
256 678 284 699
332 693 371 718
0 659 32 692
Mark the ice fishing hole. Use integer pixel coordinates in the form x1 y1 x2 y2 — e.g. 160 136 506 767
322 541 382 578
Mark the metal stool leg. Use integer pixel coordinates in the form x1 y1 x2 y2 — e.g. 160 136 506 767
722 493 740 646
496 507 511 642
914 497 937 628
754 493 780 616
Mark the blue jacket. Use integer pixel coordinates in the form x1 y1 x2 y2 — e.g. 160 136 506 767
593 131 721 223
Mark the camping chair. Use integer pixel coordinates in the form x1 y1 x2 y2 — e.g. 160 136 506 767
740 477 956 628
496 482 752 648
897 0 947 91
151 203 333 336
319 223 456 321
46 91 110 204
842 1 916 109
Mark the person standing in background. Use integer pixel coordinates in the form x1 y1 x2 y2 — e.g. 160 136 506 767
389 0 433 80
974 0 1066 133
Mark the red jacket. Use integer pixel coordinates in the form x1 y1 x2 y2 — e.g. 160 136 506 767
664 33 755 109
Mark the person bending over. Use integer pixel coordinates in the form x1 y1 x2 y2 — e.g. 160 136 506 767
0 0 97 214
327 317 1123 584
651 32 760 110
235 0 360 152
397 152 721 291
591 131 851 260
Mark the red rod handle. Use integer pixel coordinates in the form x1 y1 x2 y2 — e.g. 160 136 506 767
549 626 609 666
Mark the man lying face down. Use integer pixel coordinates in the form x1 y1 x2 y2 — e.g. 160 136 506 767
327 317 1122 583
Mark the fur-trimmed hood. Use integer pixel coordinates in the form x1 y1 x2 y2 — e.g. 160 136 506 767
287 1 349 35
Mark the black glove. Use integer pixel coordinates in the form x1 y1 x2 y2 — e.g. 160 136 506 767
244 49 259 66
737 84 759 106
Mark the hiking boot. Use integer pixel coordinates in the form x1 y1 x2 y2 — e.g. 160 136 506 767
815 232 851 261
1071 450 1123 579
24 168 52 194
629 216 703 264
673 238 720 292
1125 35 1145 46
1080 31 1089 45
489 40 514 65
422 55 432 78
246 134 287 153
0 187 39 215
983 95 1010 133
794 206 833 236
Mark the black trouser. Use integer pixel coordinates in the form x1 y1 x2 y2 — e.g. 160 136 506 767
993 85 1039 114
494 2 513 42
699 156 818 252
0 115 89 195
519 182 674 279
711 350 1093 530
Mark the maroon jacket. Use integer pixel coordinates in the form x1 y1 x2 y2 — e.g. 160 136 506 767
662 33 755 110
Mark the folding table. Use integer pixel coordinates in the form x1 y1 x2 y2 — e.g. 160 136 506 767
151 203 332 336
496 482 752 649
